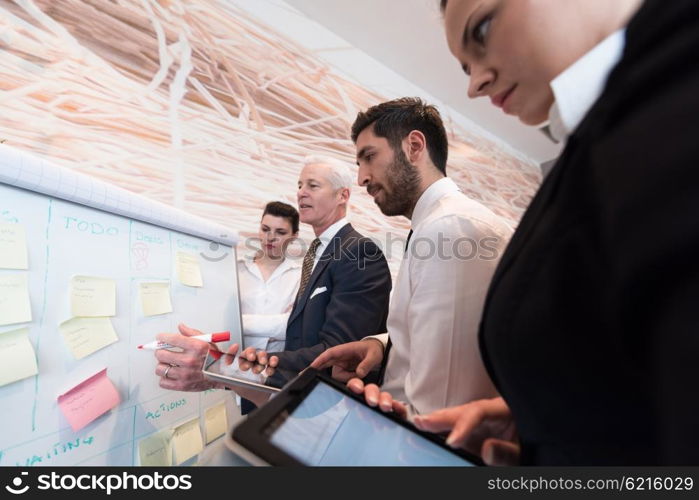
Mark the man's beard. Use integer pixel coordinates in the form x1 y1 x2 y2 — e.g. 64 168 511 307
375 149 421 217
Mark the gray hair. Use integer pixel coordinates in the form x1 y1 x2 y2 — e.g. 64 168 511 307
303 155 355 191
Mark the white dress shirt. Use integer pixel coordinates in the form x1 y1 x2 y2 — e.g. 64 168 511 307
237 255 301 352
375 177 513 415
312 216 349 271
549 29 626 142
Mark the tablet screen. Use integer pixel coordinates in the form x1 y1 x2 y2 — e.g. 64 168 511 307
265 380 476 466
202 351 278 392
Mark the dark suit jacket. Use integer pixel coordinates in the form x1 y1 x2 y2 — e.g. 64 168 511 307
266 222 391 387
479 0 699 465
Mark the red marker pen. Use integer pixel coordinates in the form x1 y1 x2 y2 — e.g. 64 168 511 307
138 331 230 350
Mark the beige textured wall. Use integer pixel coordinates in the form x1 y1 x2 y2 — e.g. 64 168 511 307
0 0 541 274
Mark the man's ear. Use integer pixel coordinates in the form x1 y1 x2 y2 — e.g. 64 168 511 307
405 130 427 163
337 186 350 205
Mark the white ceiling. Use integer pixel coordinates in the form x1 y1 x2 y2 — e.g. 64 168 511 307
286 0 562 165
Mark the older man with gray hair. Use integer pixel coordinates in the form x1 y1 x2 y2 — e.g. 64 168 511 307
153 155 392 406
255 155 392 388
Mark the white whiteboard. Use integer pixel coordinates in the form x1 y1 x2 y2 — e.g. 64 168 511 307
0 145 243 466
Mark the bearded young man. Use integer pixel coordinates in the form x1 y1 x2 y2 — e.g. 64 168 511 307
311 97 512 416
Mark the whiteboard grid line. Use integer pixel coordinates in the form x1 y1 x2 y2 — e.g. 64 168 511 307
1 386 213 456
0 145 238 246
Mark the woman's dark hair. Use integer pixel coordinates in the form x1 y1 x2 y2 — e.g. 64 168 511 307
262 201 300 233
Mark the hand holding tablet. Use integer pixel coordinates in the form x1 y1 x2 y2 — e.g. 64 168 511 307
229 368 484 466
202 349 280 395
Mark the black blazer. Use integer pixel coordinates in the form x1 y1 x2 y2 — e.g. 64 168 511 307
479 0 699 465
267 223 392 387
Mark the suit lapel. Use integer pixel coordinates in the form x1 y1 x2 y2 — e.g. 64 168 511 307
486 139 575 294
288 223 353 324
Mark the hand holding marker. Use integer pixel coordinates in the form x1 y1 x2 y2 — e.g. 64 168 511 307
138 331 230 350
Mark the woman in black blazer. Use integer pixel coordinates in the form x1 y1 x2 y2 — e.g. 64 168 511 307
413 0 699 465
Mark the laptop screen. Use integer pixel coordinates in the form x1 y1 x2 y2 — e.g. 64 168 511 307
265 380 476 466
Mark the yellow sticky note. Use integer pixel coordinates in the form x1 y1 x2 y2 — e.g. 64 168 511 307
0 273 32 326
70 276 116 317
139 429 173 466
176 252 203 287
0 223 28 270
172 417 203 464
59 317 118 360
139 282 172 316
204 403 228 444
0 327 38 387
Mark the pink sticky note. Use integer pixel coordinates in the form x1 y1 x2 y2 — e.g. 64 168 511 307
58 368 121 432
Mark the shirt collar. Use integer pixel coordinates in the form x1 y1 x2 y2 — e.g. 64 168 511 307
240 251 300 277
548 29 626 142
410 177 461 228
316 216 349 246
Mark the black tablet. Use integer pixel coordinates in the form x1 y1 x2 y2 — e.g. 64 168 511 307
202 350 280 394
230 368 484 466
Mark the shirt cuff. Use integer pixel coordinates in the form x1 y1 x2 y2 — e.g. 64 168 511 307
362 332 389 349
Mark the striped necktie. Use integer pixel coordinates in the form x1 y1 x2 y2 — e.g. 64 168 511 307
296 237 321 304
